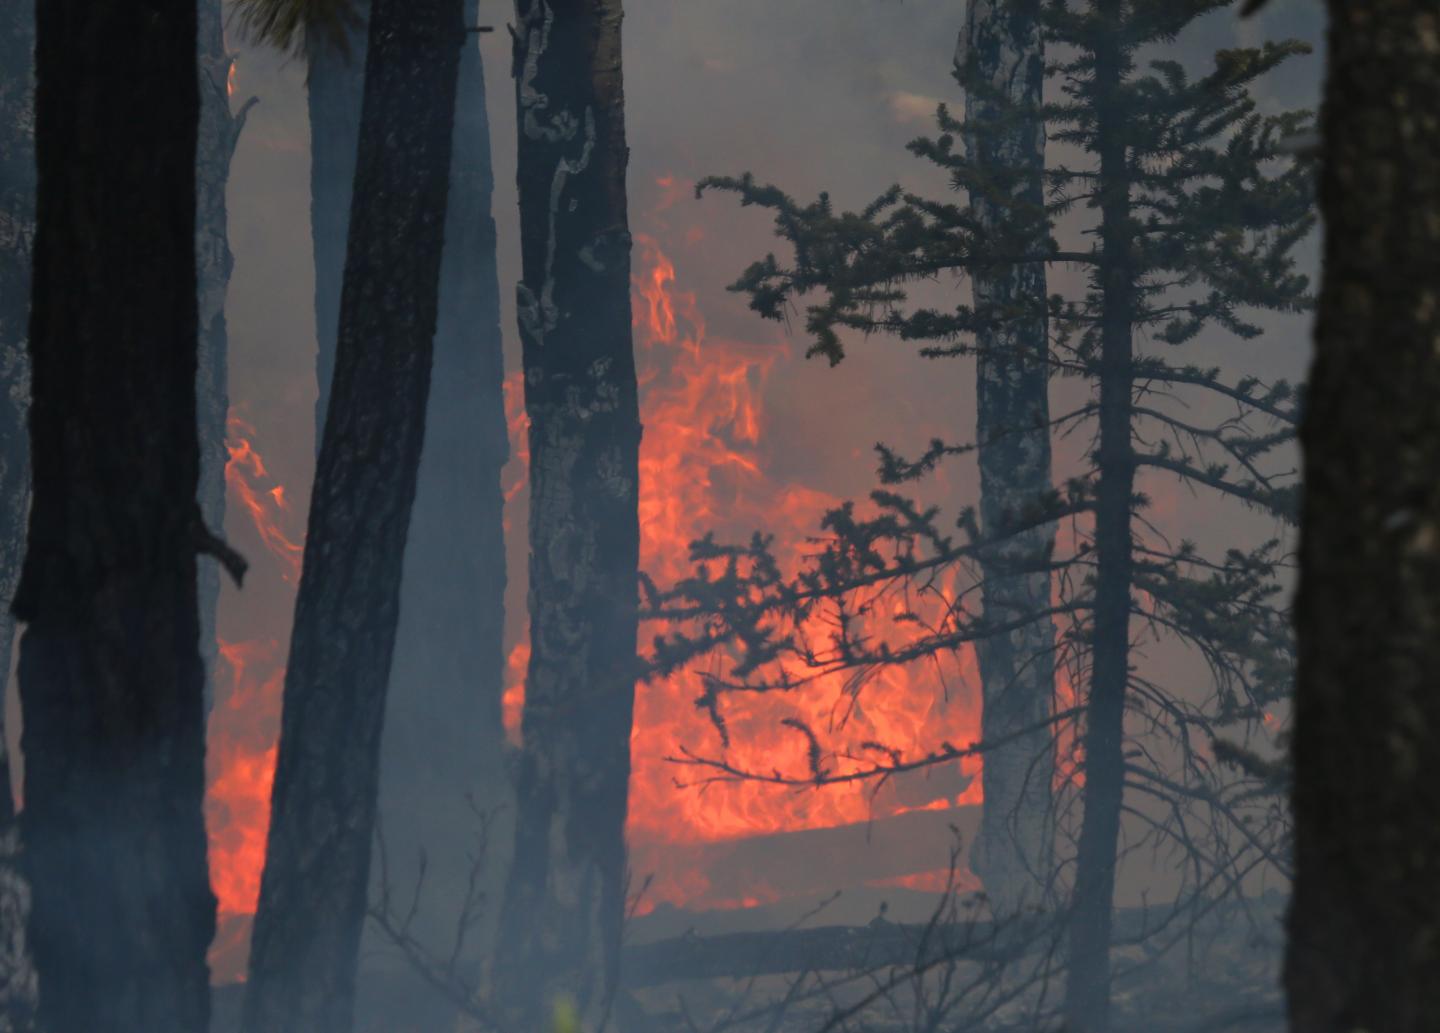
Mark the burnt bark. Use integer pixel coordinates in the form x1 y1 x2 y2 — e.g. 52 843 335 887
14 1 215 1031
0 4 34 1028
960 0 1057 918
1065 7 1135 1030
1287 3 1440 1031
304 4 510 1027
240 3 466 1031
492 0 642 1028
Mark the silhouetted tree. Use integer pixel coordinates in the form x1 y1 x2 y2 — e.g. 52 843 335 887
0 4 35 1027
491 0 642 1028
1287 2 1440 1030
15 0 224 1029
368 3 510 1026
676 3 1314 1029
295 4 510 1027
238 0 467 1030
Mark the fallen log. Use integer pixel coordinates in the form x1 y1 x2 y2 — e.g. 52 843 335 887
620 900 1244 987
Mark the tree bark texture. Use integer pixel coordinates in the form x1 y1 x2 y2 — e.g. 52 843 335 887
1065 5 1134 1029
241 3 465 1031
14 1 215 1031
1287 4 1440 1032
0 4 35 1028
492 0 642 1028
368 0 511 990
196 0 251 709
304 4 510 1026
960 0 1058 918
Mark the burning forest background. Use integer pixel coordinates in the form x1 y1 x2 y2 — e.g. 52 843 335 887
0 0 1348 1031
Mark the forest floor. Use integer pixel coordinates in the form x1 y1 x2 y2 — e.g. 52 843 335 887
212 892 1286 1033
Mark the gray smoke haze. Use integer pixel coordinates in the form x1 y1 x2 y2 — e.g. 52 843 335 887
192 0 1327 981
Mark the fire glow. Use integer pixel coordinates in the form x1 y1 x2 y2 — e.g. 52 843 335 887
203 186 987 975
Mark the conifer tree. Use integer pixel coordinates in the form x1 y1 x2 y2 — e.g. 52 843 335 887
238 0 467 1029
664 2 1314 1028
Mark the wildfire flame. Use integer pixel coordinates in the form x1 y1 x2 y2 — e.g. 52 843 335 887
504 198 987 911
205 182 993 981
206 420 302 980
225 415 303 582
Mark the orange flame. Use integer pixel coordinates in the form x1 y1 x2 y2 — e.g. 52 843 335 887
226 415 304 582
206 418 302 980
504 197 987 912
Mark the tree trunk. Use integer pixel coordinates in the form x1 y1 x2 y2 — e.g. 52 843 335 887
303 6 511 1029
240 3 465 1031
14 1 215 1030
1287 3 1440 1031
1065 6 1133 1029
491 0 642 1028
364 4 511 1028
0 4 35 1028
961 0 1057 918
196 0 251 711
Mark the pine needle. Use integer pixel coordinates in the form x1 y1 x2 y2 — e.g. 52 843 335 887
230 0 359 57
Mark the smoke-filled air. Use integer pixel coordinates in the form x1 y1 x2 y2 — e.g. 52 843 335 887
3 2 1440 1033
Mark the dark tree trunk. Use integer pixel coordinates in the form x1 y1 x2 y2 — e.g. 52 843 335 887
369 0 510 977
1065 6 1133 1029
1287 3 1440 1031
14 1 215 1031
303 6 510 1029
240 2 465 1031
0 4 35 1027
961 0 1057 917
492 0 641 1028
196 0 251 710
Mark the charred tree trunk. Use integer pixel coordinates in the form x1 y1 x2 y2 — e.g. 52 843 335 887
961 0 1057 917
304 6 510 1029
1287 3 1440 1031
492 0 642 1028
196 0 252 710
14 1 216 1031
0 5 35 1028
364 5 511 1030
1065 7 1133 1030
241 3 465 1031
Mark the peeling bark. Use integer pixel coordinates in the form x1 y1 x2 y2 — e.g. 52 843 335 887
1288 3 1440 1031
15 0 215 1030
0 4 35 1028
241 2 466 1031
961 0 1057 918
1065 5 1135 1029
492 0 641 1028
